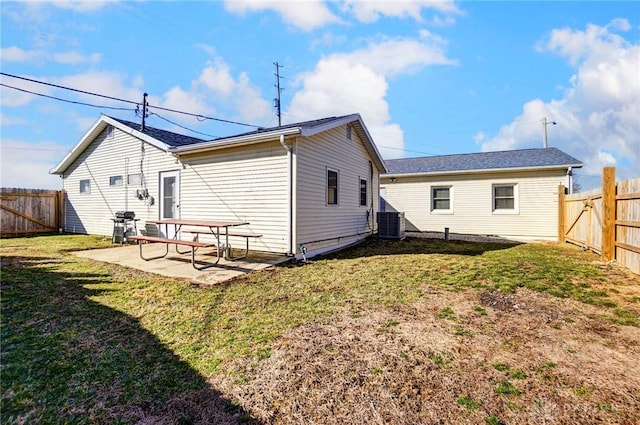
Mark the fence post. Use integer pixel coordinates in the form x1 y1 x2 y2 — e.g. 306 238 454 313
558 185 566 243
602 167 616 261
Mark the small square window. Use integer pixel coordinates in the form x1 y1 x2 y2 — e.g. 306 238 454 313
493 184 518 214
359 178 367 206
327 169 338 205
79 179 90 194
431 186 452 213
109 175 123 186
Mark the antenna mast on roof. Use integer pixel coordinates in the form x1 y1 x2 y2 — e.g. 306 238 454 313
273 62 284 127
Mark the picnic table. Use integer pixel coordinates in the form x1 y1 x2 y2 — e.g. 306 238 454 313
127 218 257 270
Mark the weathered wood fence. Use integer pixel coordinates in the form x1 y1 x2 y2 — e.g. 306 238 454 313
0 188 65 237
559 167 640 274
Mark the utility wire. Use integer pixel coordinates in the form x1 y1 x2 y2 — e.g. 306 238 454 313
0 83 135 112
150 112 218 139
0 72 259 128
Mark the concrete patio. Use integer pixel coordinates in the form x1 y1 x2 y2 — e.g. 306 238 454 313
74 243 290 285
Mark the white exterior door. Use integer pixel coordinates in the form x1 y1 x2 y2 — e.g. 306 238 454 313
159 170 180 238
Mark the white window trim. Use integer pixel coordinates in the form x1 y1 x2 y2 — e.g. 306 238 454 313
326 167 339 206
431 185 453 215
359 176 368 207
492 183 519 214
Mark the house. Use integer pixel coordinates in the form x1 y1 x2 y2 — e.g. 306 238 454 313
50 114 387 258
380 148 582 241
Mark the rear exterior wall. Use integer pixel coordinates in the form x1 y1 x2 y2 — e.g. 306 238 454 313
295 125 380 254
62 126 177 236
380 170 566 240
179 141 290 254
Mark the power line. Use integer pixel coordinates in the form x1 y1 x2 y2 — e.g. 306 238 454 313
151 112 218 139
0 72 260 128
0 83 135 112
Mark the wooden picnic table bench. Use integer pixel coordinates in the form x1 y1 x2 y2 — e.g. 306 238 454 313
128 219 250 270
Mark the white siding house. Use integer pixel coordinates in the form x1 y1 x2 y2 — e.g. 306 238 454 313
51 114 386 258
381 148 583 241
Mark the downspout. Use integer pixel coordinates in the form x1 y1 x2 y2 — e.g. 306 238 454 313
280 134 294 255
567 166 573 194
369 160 374 235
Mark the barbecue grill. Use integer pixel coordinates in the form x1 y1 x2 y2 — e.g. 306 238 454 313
112 211 139 244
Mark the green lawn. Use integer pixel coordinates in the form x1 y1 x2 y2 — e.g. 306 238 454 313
1 234 637 424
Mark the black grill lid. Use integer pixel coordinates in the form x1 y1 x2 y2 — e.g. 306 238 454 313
115 211 135 219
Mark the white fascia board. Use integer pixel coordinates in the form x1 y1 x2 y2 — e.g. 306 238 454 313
50 116 107 174
49 115 170 175
299 114 360 137
382 163 583 179
171 127 301 155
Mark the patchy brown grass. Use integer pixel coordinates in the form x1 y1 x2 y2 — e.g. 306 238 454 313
2 235 639 424
206 287 639 425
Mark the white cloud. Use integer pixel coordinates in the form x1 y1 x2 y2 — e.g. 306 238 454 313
224 0 341 31
49 1 113 13
288 36 456 158
483 19 640 184
53 51 101 64
340 0 461 23
0 46 42 62
0 139 66 189
0 113 28 126
332 34 457 77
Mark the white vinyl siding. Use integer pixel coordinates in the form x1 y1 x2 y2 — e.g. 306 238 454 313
62 125 176 235
296 126 380 252
381 170 567 240
178 141 289 254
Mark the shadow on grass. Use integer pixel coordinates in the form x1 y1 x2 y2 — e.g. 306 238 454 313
324 236 521 260
1 255 260 424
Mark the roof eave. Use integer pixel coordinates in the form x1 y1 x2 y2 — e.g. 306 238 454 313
50 115 171 175
171 127 302 155
382 163 583 179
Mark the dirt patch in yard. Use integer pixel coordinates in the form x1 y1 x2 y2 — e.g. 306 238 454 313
203 286 640 425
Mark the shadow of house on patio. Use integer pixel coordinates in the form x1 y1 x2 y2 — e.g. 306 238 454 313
1 255 260 424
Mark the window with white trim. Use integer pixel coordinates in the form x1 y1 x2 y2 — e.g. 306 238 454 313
327 169 339 205
109 175 123 186
359 177 368 206
431 186 452 214
493 184 518 213
79 179 90 194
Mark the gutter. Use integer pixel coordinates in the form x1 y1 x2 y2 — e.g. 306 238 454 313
172 127 301 155
382 163 584 180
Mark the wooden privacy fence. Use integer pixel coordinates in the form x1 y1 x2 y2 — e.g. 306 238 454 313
0 188 65 237
559 167 640 274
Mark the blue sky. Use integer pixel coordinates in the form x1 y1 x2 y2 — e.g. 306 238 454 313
1 0 639 190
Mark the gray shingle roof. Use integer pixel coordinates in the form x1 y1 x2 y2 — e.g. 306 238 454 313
207 115 352 141
110 117 207 148
384 148 582 175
